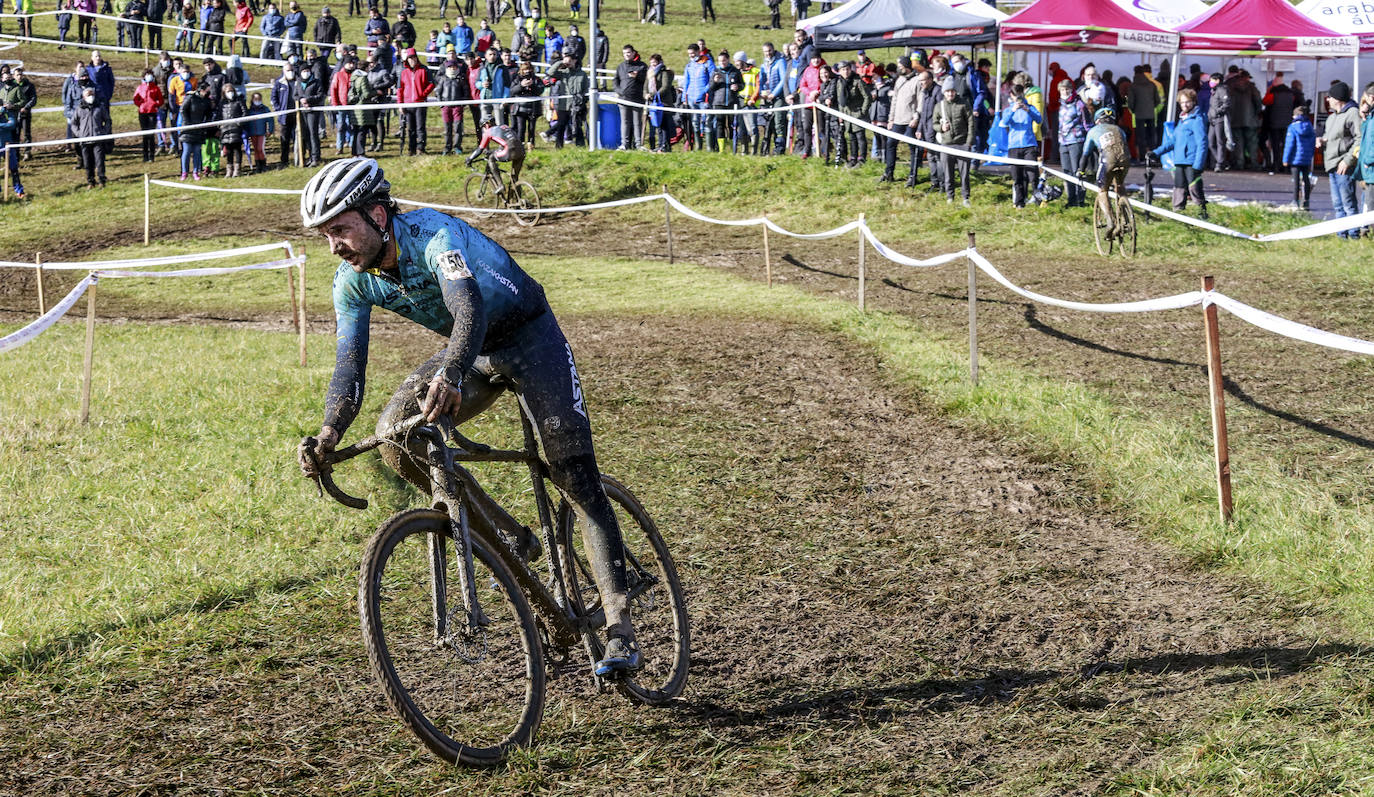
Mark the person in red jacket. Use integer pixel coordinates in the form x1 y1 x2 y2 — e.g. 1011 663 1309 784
232 0 254 57
397 48 435 155
134 67 165 162
329 55 354 153
795 52 825 158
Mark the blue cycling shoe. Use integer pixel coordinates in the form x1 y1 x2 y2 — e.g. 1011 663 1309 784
594 635 641 679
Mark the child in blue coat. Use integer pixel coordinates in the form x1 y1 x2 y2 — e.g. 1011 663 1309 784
1282 105 1315 210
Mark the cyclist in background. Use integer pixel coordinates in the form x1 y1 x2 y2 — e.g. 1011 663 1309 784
465 116 525 184
296 157 641 678
1079 106 1130 234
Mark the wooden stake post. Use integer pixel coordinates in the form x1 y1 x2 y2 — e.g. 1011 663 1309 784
80 282 96 424
294 106 305 167
967 232 978 385
144 173 151 245
298 256 307 367
857 213 866 311
34 253 45 316
762 217 772 288
1201 275 1234 523
662 185 674 264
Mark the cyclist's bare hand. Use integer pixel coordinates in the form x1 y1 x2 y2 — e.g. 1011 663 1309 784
421 375 462 422
299 425 339 478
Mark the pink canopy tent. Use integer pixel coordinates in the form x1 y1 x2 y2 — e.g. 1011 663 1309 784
1175 0 1358 57
995 0 1180 110
998 0 1180 54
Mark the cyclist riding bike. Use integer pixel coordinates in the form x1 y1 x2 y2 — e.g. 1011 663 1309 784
1078 107 1130 234
465 117 526 185
296 157 640 678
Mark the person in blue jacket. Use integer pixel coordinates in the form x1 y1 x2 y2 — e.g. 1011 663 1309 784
0 107 25 199
999 79 1042 208
758 40 787 155
1152 87 1208 218
451 14 472 53
283 0 306 57
259 0 283 59
682 43 715 146
1283 104 1315 210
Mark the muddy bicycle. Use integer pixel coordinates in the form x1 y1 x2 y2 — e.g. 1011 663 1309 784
1092 186 1137 257
302 404 689 765
463 151 542 227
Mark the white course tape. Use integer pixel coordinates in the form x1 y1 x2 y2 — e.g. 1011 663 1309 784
1254 209 1374 242
150 178 301 195
396 193 665 215
862 232 971 268
94 255 303 279
0 30 294 67
1208 293 1374 356
8 94 569 150
0 240 292 270
0 274 96 354
605 95 813 116
967 251 1205 314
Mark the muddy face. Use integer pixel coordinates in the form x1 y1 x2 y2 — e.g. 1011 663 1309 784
316 208 383 272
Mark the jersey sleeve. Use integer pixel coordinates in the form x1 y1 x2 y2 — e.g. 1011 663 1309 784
323 266 373 435
423 223 488 385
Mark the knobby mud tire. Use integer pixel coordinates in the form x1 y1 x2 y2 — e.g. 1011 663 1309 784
1118 197 1137 257
359 508 545 765
463 172 498 219
511 180 541 227
557 475 690 706
1093 193 1114 257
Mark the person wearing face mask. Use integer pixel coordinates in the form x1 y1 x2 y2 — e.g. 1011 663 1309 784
434 57 470 154
178 83 212 178
245 90 272 171
73 86 111 188
294 57 327 166
134 69 165 162
151 53 176 153
272 63 297 167
219 82 247 176
258 1 283 59
86 51 115 107
331 55 356 153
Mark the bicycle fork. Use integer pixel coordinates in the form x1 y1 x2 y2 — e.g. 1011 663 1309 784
424 437 489 649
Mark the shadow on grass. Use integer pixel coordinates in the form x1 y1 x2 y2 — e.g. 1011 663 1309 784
1022 304 1374 451
677 642 1366 736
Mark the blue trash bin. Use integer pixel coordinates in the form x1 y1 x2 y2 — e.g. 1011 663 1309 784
597 102 620 150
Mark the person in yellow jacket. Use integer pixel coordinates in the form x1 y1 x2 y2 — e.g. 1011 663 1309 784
736 51 760 154
524 11 546 50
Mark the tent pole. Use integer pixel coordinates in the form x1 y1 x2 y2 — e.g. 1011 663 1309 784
1355 55 1361 94
995 37 1004 112
1167 47 1180 123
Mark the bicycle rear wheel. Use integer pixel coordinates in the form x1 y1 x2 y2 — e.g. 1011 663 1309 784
557 476 690 706
1092 192 1114 256
1117 196 1137 257
511 180 541 227
359 508 545 765
463 173 499 219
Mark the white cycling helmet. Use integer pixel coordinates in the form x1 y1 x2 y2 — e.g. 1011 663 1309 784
300 157 392 228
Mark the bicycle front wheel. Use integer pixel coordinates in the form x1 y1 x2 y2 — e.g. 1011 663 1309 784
1092 192 1114 256
511 180 542 227
463 172 499 219
359 508 545 765
558 476 690 706
1117 196 1137 257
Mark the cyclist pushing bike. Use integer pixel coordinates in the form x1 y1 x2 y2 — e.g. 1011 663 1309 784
1078 107 1130 235
466 117 526 185
297 157 641 679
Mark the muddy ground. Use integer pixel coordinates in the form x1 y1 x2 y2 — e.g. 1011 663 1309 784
0 315 1351 795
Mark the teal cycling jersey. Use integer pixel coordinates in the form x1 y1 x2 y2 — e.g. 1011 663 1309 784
324 207 548 433
332 207 546 338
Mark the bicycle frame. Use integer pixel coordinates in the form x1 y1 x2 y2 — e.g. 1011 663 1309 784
310 407 600 659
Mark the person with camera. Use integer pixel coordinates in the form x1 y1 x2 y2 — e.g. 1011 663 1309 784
1000 77 1041 209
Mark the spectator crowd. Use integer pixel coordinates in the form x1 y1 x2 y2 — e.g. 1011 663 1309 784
4 0 1374 237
